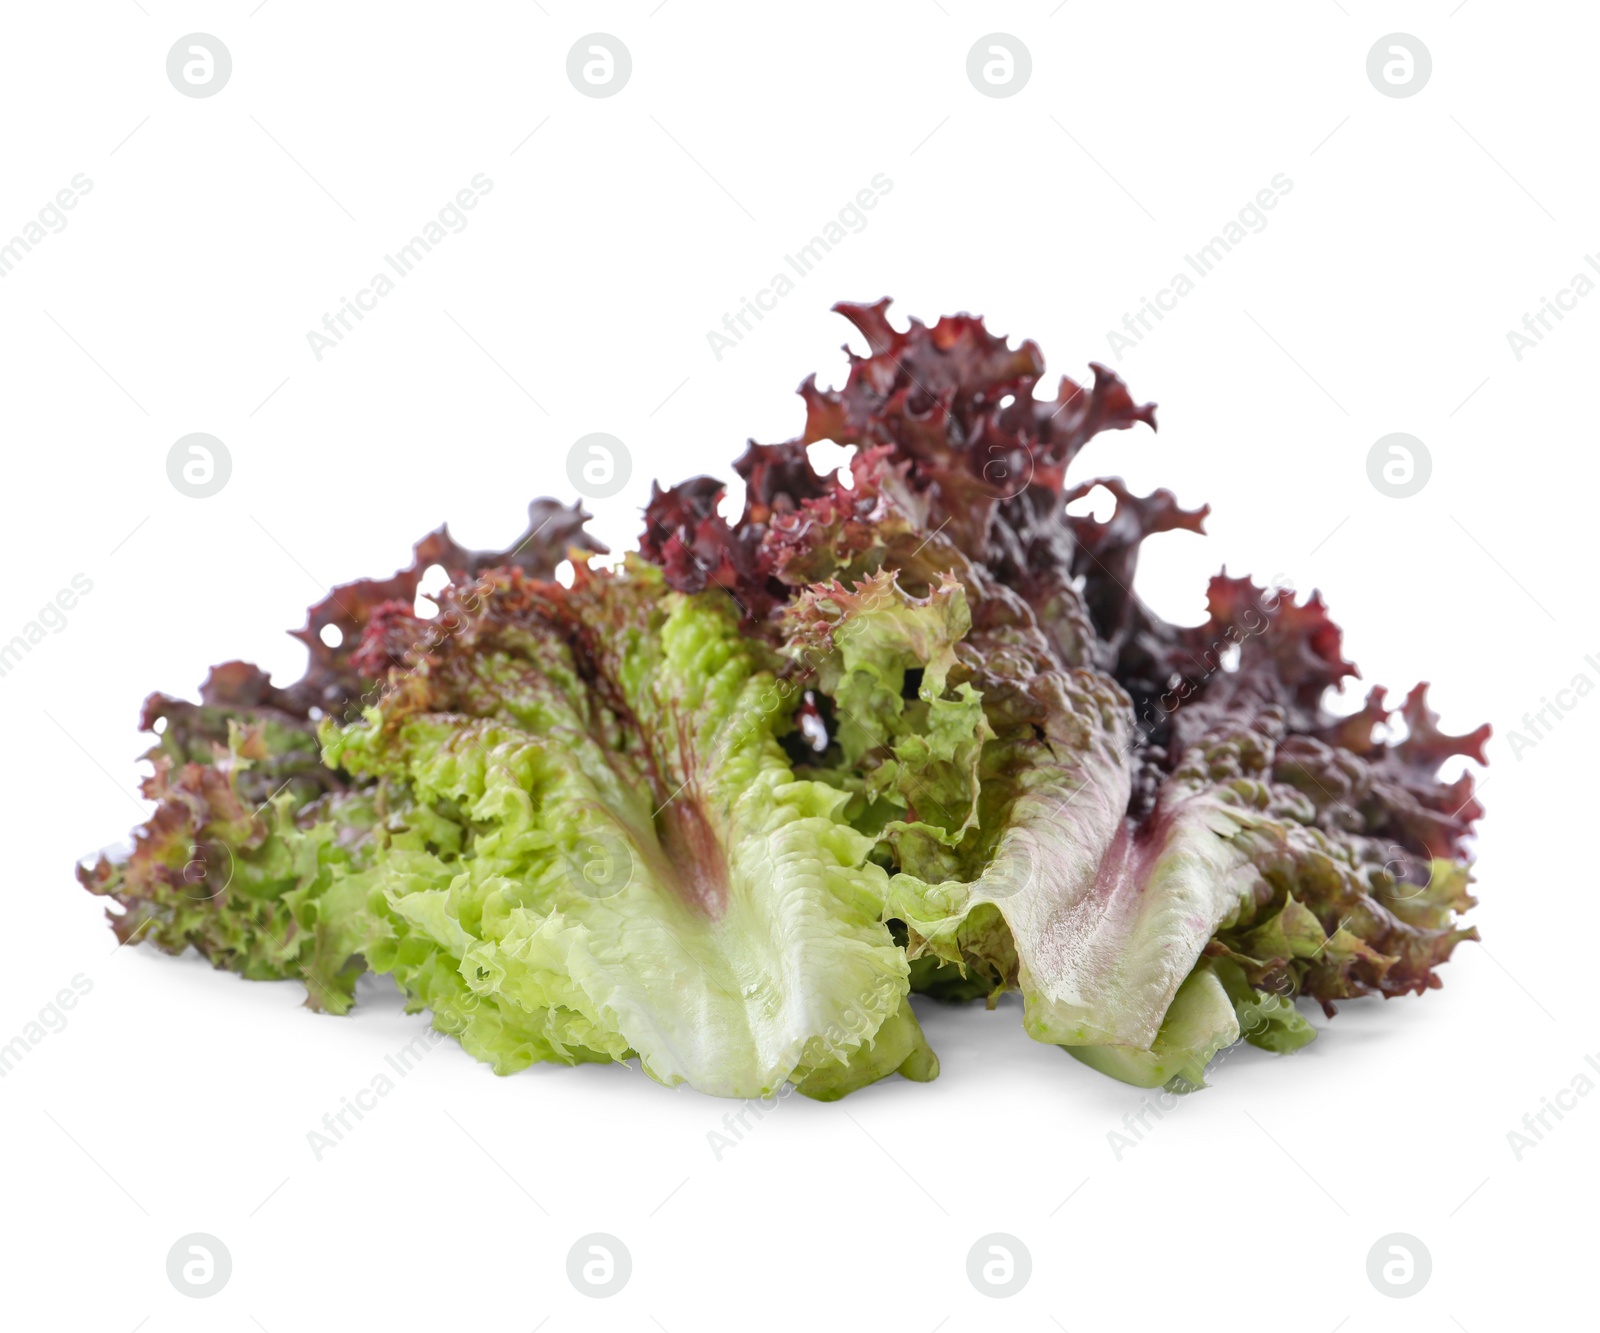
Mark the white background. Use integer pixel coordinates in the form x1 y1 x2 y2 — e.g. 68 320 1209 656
1 3 1592 1329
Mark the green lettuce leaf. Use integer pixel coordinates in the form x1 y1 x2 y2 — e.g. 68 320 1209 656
1067 963 1240 1089
316 557 932 1097
75 663 388 1014
787 568 1266 1054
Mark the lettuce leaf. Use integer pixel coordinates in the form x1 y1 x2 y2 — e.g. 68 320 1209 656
318 558 930 1095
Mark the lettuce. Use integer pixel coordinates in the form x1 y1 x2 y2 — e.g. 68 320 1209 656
320 559 932 1096
79 302 1484 1097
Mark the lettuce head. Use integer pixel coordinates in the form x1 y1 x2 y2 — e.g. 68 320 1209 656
78 302 1485 1098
